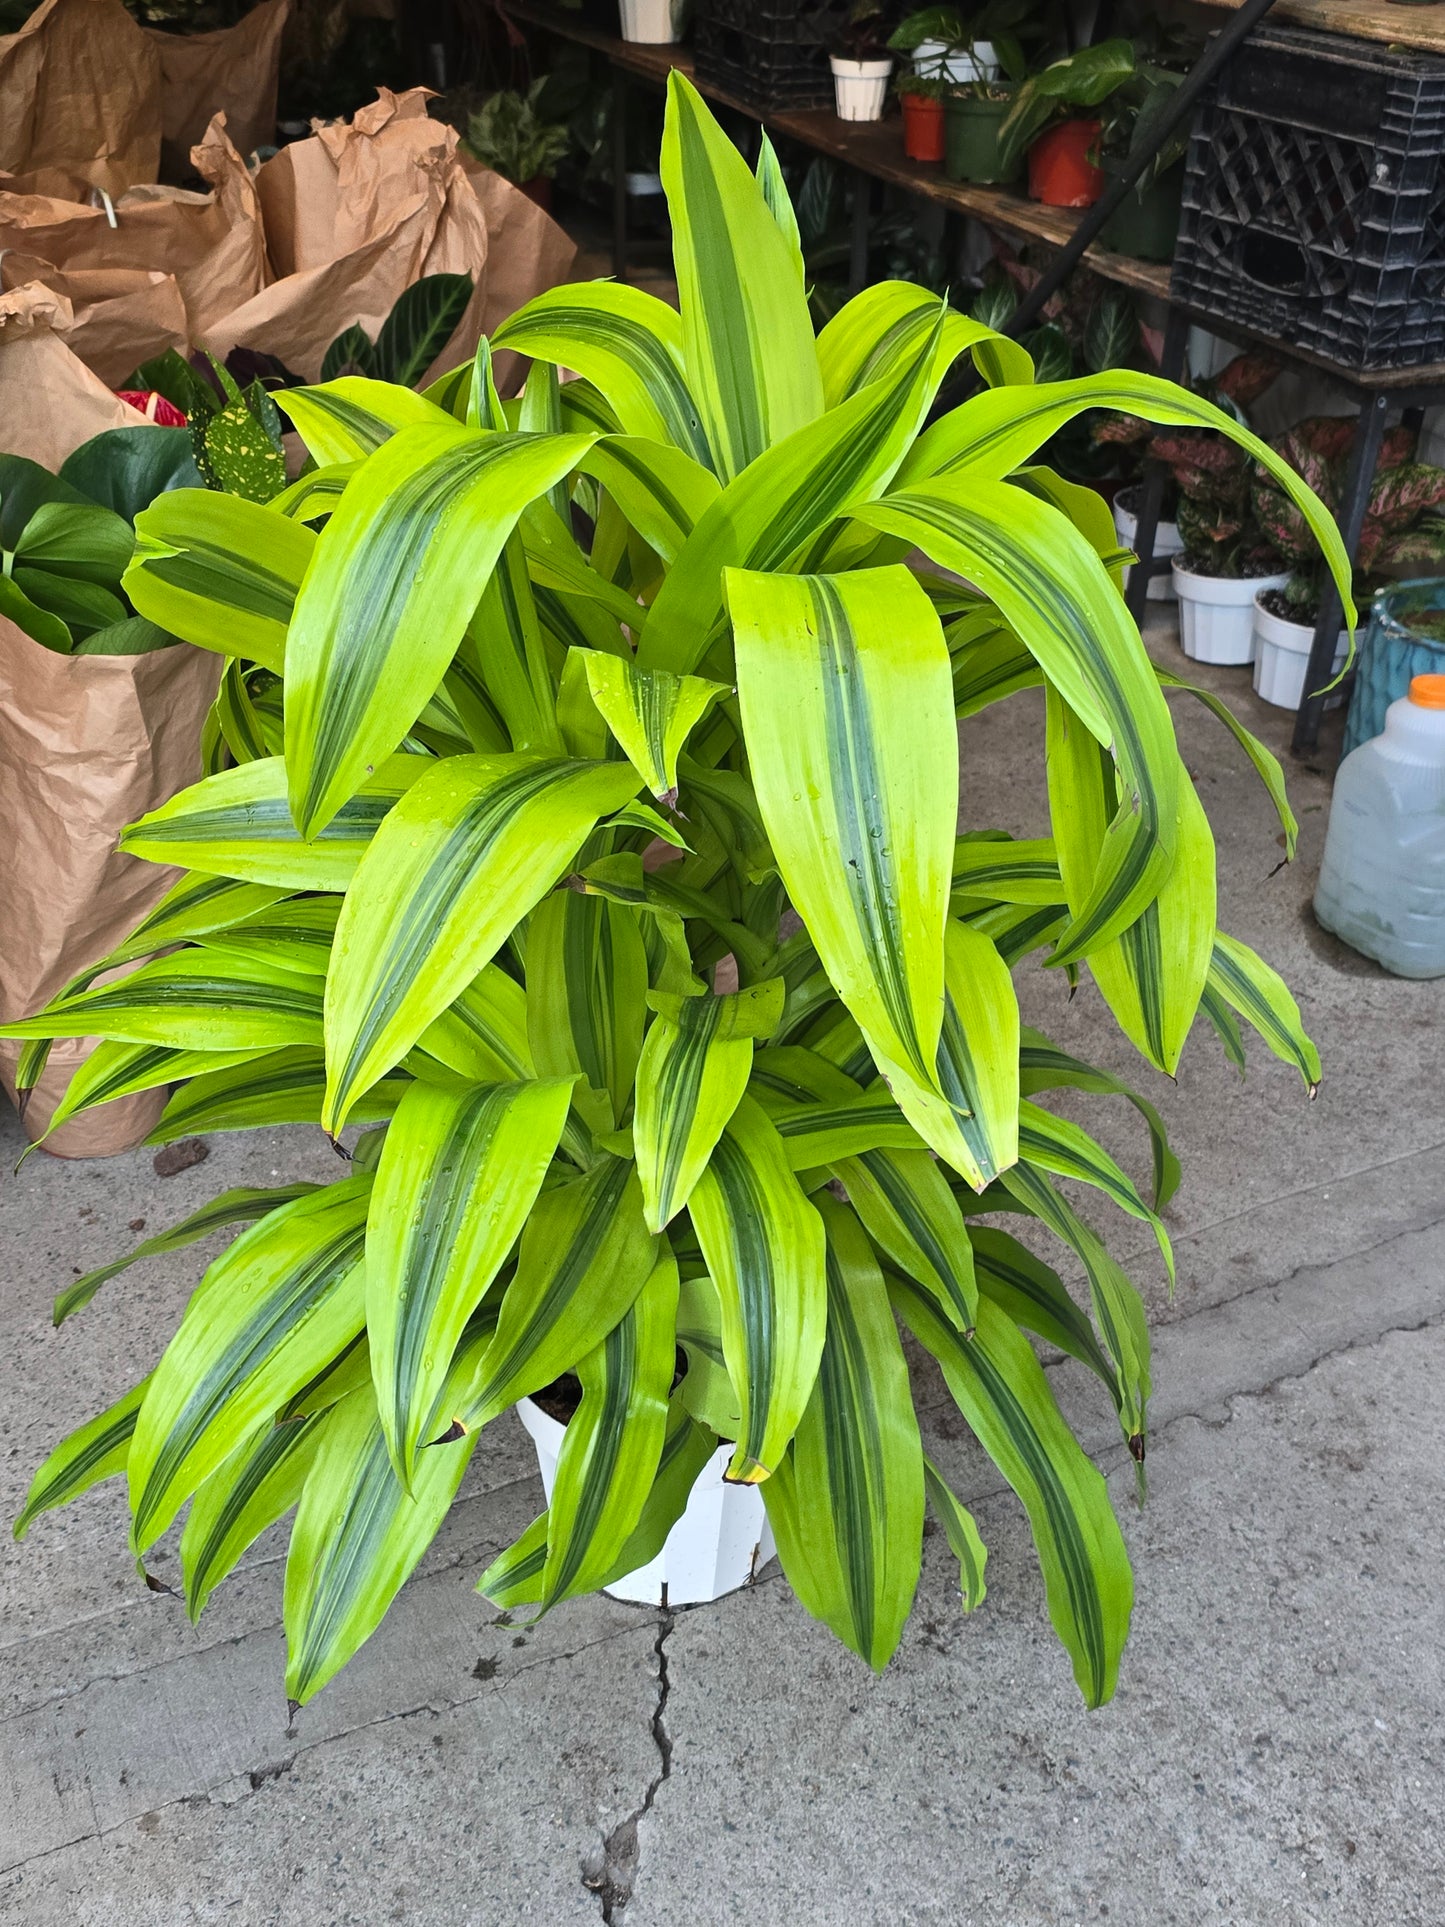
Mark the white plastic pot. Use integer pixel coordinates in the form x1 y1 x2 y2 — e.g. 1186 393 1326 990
1112 486 1184 602
913 37 999 82
516 1397 777 1607
1251 592 1350 710
1172 560 1289 666
619 0 678 43
831 56 893 122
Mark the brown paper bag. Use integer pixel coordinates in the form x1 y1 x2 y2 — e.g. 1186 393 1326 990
0 292 217 1155
150 0 290 179
0 252 187 385
0 0 162 196
0 283 146 465
0 617 221 1157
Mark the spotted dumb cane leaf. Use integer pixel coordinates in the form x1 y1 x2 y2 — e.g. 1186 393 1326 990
366 1076 574 1484
634 979 784 1232
324 753 641 1130
285 424 593 838
688 1095 827 1483
895 1284 1133 1708
128 1179 372 1554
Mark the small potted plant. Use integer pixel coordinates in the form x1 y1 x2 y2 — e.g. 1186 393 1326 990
997 38 1136 207
888 6 1002 86
895 69 949 164
465 80 572 210
831 5 894 122
1094 53 1194 261
1250 417 1445 709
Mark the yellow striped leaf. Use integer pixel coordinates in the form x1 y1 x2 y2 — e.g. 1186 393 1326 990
324 753 640 1130
14 1375 151 1540
278 376 452 465
688 1095 827 1483
578 648 728 801
922 1455 988 1613
1208 931 1322 1093
526 889 650 1136
817 278 1033 404
181 1414 321 1622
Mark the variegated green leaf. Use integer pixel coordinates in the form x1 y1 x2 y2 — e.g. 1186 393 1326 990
526 889 649 1137
0 952 323 1052
147 1048 409 1143
1208 931 1322 1093
634 978 784 1232
578 436 721 566
952 836 1062 906
835 1145 979 1333
124 490 314 673
418 964 534 1084
129 1179 372 1553
14 1376 151 1540
54 1182 319 1326
539 1245 679 1606
1157 668 1299 857
279 377 453 466
688 1095 827 1482
122 755 427 891
181 1412 321 1621
968 1224 1117 1399
578 649 728 800
494 282 711 465
1019 1029 1181 1213
461 1156 658 1429
730 566 955 1117
469 530 562 753
856 480 1181 962
817 279 1033 404
662 71 822 482
764 1197 923 1669
34 1041 267 1152
285 424 593 837
922 1454 988 1612
367 1075 574 1483
325 753 640 1130
895 1283 1133 1707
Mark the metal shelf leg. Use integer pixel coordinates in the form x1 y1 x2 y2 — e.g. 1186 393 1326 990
1124 305 1191 629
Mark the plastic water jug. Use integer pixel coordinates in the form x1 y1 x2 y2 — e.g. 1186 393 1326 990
1314 674 1445 978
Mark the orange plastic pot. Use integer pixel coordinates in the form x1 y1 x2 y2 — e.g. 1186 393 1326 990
901 92 946 163
1028 118 1104 207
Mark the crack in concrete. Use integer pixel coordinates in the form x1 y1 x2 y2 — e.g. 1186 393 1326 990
582 1601 674 1922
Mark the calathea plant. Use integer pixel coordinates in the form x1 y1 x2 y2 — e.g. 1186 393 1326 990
9 74 1349 1713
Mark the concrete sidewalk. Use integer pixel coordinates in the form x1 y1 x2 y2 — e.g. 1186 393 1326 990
2 635 1442 1927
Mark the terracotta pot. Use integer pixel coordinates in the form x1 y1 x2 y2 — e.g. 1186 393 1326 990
1028 118 1104 207
900 91 946 163
905 92 951 163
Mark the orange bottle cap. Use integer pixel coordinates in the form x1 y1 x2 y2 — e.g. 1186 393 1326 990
1409 674 1445 709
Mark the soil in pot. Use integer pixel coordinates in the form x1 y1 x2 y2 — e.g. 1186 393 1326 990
901 91 946 163
1098 160 1183 261
944 90 1020 184
1029 118 1104 207
530 1373 583 1424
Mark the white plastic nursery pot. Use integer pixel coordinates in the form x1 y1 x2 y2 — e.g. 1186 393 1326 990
1171 559 1289 666
914 36 998 81
831 56 893 121
619 0 678 43
1251 592 1350 711
1112 485 1183 602
516 1397 777 1607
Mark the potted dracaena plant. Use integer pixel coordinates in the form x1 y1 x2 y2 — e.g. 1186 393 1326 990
9 74 1348 1712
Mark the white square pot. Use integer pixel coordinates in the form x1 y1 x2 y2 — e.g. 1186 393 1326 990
831 57 893 121
1172 560 1289 666
913 37 999 82
620 0 679 43
516 1397 777 1607
1251 592 1350 710
1113 486 1183 602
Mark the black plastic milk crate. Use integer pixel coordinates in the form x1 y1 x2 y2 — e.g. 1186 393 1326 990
1171 24 1445 371
693 0 852 112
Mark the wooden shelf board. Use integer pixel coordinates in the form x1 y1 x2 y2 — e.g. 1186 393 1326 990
1197 0 1445 56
